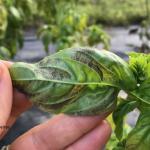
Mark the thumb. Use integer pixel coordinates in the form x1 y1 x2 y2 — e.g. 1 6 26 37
0 61 13 139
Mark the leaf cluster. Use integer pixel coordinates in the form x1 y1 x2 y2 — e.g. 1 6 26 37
0 0 110 58
112 52 150 150
8 48 150 149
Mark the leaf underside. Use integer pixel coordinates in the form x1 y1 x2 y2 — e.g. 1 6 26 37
9 47 136 115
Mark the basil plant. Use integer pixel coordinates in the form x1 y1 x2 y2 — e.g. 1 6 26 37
8 47 150 150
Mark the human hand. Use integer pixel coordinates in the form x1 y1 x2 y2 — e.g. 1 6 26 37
0 61 111 150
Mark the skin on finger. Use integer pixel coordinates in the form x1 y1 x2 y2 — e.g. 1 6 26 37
10 114 107 150
0 62 13 139
9 89 32 117
2 61 32 117
1 61 32 116
1 60 13 67
66 120 112 150
5 89 32 129
0 61 32 138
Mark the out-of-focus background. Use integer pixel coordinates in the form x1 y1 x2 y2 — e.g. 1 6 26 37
0 0 149 148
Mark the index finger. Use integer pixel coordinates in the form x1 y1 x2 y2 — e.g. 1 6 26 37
1 60 32 117
0 61 32 138
0 62 13 139
0 60 13 67
10 114 109 150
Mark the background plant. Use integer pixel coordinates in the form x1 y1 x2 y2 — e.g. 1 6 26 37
0 0 36 58
38 4 110 53
78 0 150 26
1 0 150 59
138 0 150 53
0 0 110 58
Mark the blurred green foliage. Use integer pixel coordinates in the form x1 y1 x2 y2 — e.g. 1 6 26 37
0 0 36 58
87 25 110 48
0 0 7 38
78 0 150 26
139 20 150 53
0 46 11 59
138 0 150 53
0 0 109 58
0 0 149 58
38 4 110 52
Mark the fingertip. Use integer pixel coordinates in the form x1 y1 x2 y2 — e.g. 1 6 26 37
0 61 13 139
66 119 112 150
0 60 12 87
95 120 112 149
0 60 13 68
0 61 5 76
101 120 112 135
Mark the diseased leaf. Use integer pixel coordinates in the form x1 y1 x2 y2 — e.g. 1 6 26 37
9 47 136 115
6 48 150 150
49 48 137 90
126 112 150 150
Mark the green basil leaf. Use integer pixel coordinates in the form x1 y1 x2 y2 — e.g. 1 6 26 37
113 99 138 140
58 86 118 115
9 47 136 115
51 48 137 90
126 112 150 150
